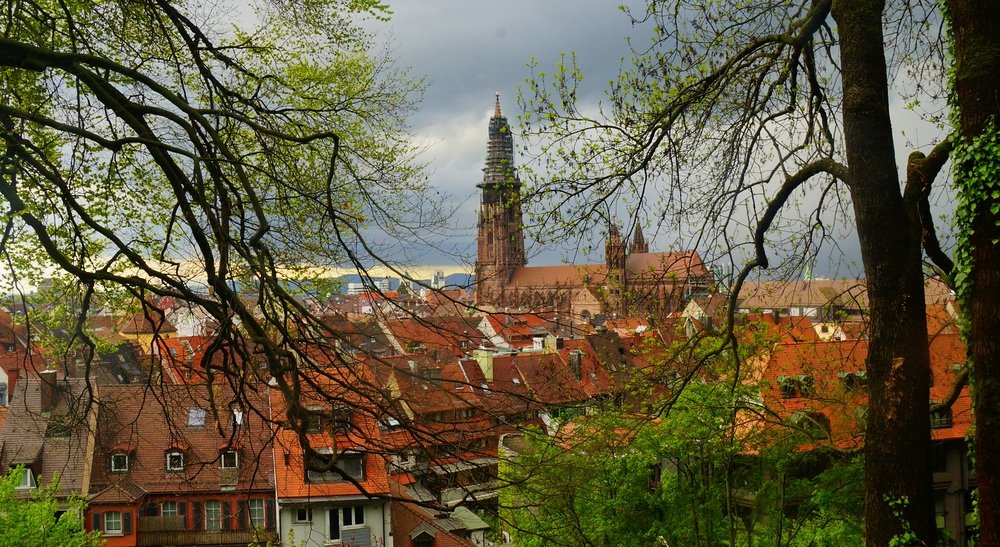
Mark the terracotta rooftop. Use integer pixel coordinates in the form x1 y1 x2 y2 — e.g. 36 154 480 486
0 375 96 498
91 383 275 497
269 365 391 500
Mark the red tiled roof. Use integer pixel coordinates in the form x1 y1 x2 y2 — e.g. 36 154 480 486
763 333 972 449
91 384 275 497
503 353 588 406
745 313 819 344
625 250 709 280
506 251 709 289
390 482 475 547
270 365 390 500
0 376 95 498
383 317 484 358
118 310 177 335
559 338 619 397
482 314 552 348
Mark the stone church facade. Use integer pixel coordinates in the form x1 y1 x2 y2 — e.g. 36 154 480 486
474 96 712 320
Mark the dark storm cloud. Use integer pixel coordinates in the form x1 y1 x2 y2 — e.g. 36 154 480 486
367 2 949 278
364 1 646 269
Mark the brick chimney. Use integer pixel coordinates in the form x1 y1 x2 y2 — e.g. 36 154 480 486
38 369 57 413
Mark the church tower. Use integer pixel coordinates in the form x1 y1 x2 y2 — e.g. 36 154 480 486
475 95 526 305
605 223 628 316
630 220 649 254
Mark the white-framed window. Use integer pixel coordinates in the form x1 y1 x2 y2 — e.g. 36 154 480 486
248 499 265 529
111 452 129 472
294 506 312 523
187 407 206 427
205 500 221 531
341 505 364 527
15 467 36 489
306 451 364 483
104 511 123 535
160 501 178 517
305 406 325 434
330 505 365 540
166 451 185 471
220 449 238 469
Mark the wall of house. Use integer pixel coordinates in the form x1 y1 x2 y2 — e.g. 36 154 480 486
279 500 391 547
86 504 138 547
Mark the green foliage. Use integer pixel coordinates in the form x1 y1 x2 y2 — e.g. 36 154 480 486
950 119 1000 306
501 377 864 547
0 467 101 547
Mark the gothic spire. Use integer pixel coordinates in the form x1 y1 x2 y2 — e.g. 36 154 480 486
479 93 518 198
630 220 649 254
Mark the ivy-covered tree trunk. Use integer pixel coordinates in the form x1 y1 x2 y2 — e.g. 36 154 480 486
831 1 936 545
949 1 1000 544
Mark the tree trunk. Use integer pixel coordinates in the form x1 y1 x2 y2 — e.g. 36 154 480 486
949 1 1000 544
831 1 936 545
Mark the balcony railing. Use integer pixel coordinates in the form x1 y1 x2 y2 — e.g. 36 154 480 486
440 481 498 506
137 517 276 546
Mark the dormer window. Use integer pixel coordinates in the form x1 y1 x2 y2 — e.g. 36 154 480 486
166 450 185 471
839 371 868 392
930 404 953 429
306 450 365 483
14 467 36 490
221 449 239 469
778 375 815 398
111 452 129 473
306 406 324 434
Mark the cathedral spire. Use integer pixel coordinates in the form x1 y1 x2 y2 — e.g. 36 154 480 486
476 94 526 305
630 220 649 254
480 93 518 197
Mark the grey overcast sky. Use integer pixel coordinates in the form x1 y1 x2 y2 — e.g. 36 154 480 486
366 1 647 273
365 2 952 279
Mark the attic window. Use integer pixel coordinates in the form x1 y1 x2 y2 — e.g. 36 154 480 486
839 371 867 392
166 450 185 472
111 452 129 473
306 406 324 434
512 377 521 385
220 449 239 469
777 375 814 398
187 407 206 427
306 450 365 483
15 467 36 490
5 343 14 352
930 405 953 429
232 408 244 427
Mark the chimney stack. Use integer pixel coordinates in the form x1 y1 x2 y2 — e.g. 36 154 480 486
39 369 58 413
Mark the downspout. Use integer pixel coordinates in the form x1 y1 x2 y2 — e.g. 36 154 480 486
268 383 281 542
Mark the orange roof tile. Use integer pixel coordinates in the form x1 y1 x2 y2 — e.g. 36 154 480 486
91 384 275 496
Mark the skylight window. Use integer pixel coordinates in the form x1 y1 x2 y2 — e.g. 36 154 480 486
188 407 206 427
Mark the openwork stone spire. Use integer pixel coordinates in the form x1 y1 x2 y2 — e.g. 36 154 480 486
476 94 526 304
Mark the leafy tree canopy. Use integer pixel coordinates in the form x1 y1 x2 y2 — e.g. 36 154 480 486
0 467 101 547
0 0 435 458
